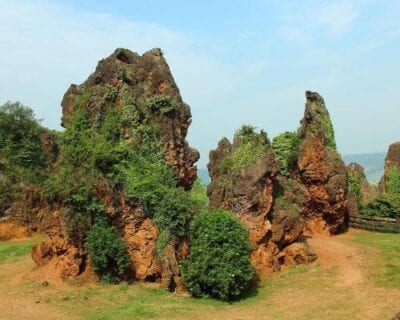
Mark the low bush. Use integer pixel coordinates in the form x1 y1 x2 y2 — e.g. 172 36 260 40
182 209 253 301
360 193 400 218
85 222 130 283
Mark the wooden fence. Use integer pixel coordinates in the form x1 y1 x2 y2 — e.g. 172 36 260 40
349 213 400 233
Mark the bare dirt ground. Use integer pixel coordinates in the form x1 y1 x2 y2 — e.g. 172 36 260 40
0 230 399 320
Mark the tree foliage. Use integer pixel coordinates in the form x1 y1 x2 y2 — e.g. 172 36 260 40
0 102 51 213
183 209 253 301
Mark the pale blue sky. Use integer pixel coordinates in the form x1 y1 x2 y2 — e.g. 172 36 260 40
1 0 399 167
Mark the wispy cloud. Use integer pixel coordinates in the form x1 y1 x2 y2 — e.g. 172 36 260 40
317 1 359 34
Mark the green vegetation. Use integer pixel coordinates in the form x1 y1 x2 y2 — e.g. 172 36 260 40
271 131 300 176
307 102 337 151
348 170 362 207
145 94 178 114
85 222 130 283
220 125 269 177
386 166 400 194
183 209 253 301
118 139 198 246
352 231 400 289
360 193 400 218
0 238 41 264
0 102 51 212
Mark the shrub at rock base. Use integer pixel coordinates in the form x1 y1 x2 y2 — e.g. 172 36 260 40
182 209 253 301
85 222 130 283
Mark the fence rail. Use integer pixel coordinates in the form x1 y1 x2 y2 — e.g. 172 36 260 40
349 213 400 233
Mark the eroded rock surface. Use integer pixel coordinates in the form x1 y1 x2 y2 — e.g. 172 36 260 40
296 91 348 235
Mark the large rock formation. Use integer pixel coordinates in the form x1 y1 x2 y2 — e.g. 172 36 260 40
32 48 199 290
207 91 348 273
61 48 198 189
296 91 348 235
379 142 400 192
208 128 316 274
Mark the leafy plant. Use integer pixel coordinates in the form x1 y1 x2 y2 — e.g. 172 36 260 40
307 102 337 151
145 95 177 114
220 125 269 175
348 170 362 207
118 149 195 242
386 166 400 194
272 131 300 177
85 221 130 283
360 193 400 218
182 209 253 301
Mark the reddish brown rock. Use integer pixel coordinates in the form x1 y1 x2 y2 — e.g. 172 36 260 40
5 185 62 233
32 235 85 279
296 91 348 235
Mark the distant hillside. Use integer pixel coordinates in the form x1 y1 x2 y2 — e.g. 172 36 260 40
198 168 211 185
342 152 385 184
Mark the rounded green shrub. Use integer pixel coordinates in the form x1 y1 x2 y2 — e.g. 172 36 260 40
182 209 253 301
85 222 130 283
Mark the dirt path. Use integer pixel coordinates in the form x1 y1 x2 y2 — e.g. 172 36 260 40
0 241 79 320
307 232 365 287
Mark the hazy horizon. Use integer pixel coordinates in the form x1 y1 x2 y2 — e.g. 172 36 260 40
1 0 399 167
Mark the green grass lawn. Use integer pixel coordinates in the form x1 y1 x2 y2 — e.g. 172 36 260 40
352 231 400 289
0 237 42 264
